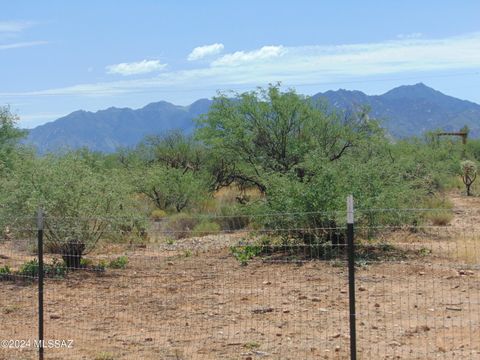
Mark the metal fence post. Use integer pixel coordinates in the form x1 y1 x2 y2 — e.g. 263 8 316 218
37 208 44 360
347 195 356 360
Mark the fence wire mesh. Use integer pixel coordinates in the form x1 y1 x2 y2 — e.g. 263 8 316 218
0 209 479 359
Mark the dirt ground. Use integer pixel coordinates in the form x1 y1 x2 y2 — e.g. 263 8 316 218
1 193 479 359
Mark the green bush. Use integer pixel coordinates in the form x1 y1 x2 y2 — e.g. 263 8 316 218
192 220 221 236
18 258 67 278
108 256 128 269
0 265 11 279
80 258 93 267
230 244 263 265
150 209 167 221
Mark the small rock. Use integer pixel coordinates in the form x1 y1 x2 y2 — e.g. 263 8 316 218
253 350 269 356
374 303 380 308
358 286 366 291
49 314 61 320
144 337 153 342
263 281 272 285
252 307 274 314
446 306 462 311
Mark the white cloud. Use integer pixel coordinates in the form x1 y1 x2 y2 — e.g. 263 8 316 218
0 21 34 33
0 21 45 51
106 60 167 76
212 45 286 66
188 43 224 61
0 41 48 50
4 32 480 98
397 32 423 39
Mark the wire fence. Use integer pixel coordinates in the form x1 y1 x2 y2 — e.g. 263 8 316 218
0 202 479 359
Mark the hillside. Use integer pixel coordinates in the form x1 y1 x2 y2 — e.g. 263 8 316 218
26 99 212 153
313 83 480 138
25 84 480 152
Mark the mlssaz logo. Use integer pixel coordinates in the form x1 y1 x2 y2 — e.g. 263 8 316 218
35 339 74 349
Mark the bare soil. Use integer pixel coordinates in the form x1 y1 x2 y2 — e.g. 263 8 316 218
1 193 479 359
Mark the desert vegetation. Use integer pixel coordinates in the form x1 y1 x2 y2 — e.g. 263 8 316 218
0 84 478 262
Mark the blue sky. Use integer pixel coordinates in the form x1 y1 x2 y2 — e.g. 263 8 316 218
1 0 480 128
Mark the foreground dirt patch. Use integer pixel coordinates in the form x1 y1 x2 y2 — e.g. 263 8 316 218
1 237 479 360
1 196 480 359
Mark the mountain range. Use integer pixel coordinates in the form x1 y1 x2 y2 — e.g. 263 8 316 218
25 83 480 153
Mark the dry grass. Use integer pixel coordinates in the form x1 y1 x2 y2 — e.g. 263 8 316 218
427 211 454 226
449 236 480 264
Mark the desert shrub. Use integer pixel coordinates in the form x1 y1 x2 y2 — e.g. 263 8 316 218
0 265 12 281
80 258 93 267
230 244 263 265
0 265 11 278
192 220 221 236
133 165 210 212
1 151 146 268
18 258 67 278
150 209 167 221
214 204 251 231
108 256 128 269
427 212 453 226
161 213 199 239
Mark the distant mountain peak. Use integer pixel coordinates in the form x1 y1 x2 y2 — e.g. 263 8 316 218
383 82 441 99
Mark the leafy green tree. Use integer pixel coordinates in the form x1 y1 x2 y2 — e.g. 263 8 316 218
0 106 27 172
197 85 443 245
197 84 379 193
